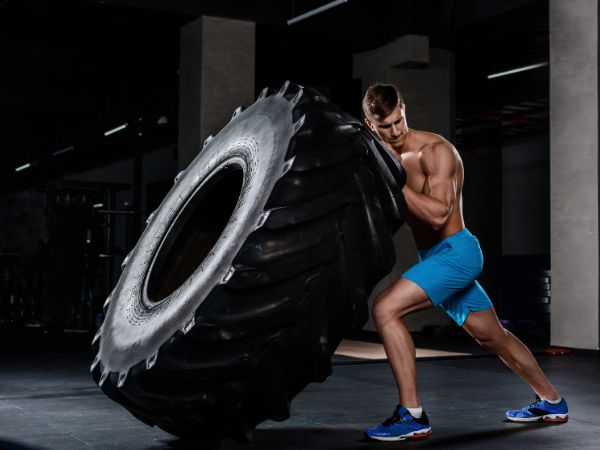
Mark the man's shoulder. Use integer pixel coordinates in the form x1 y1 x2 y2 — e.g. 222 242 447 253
416 133 455 158
414 132 458 173
410 130 451 150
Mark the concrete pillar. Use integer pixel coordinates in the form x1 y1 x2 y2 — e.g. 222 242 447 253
354 34 454 138
178 16 255 169
550 0 599 349
354 35 454 332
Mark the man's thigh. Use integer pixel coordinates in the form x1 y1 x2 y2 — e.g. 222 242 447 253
438 281 493 326
374 277 434 317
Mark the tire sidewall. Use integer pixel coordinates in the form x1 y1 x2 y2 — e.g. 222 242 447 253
99 94 296 374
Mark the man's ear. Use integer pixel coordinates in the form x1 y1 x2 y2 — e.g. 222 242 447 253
364 117 374 131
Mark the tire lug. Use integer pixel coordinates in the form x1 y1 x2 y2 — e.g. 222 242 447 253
92 326 103 345
281 156 296 176
221 266 235 284
90 355 100 372
145 211 155 225
254 210 271 230
121 253 131 270
231 106 243 120
258 87 269 99
146 353 158 370
117 371 128 388
182 317 195 334
98 370 109 387
174 170 185 183
278 80 290 95
293 114 306 133
290 89 304 107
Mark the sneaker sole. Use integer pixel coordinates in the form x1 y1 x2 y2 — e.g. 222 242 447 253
366 428 432 441
506 413 568 423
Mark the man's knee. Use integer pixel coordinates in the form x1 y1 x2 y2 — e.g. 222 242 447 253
371 291 408 326
475 327 510 352
372 295 390 326
371 279 432 327
371 291 400 325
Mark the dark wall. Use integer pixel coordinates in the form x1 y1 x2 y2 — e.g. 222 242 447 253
1 0 550 336
502 135 550 255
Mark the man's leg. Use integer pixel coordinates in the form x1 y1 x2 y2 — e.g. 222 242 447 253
462 307 559 400
372 278 434 407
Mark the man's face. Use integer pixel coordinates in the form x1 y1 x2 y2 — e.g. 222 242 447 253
366 104 408 151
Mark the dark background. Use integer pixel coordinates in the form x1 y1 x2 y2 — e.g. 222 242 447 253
0 0 550 340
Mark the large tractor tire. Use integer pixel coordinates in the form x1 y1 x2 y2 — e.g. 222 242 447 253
92 81 407 443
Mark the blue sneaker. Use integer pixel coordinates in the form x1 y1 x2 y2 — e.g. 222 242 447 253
506 396 569 423
365 405 431 441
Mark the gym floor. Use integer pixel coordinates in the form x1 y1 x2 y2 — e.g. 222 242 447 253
1 331 598 450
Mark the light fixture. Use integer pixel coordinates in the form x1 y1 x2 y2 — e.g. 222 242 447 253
104 123 128 137
15 163 31 172
287 0 348 26
487 62 548 80
52 145 75 156
93 203 104 208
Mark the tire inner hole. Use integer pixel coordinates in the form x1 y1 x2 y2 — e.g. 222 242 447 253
146 165 244 303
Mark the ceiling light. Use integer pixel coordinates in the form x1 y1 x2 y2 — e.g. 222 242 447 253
104 123 128 137
53 145 75 156
15 163 31 172
487 62 548 80
287 0 348 26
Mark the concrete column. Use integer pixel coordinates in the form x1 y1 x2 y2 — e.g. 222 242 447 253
354 34 454 138
178 16 255 169
354 35 454 332
550 0 599 349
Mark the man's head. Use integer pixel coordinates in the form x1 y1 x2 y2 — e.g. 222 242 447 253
362 83 409 151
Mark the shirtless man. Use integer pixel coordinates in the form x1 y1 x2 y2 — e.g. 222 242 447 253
361 83 568 441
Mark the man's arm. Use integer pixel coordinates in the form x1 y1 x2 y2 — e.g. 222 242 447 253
402 144 457 230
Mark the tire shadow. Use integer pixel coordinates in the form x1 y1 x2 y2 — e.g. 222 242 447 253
153 421 564 449
0 440 49 450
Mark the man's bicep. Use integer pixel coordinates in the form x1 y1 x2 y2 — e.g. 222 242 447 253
428 178 456 208
423 145 457 207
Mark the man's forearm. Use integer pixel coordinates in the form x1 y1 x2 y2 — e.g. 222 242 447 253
402 185 449 229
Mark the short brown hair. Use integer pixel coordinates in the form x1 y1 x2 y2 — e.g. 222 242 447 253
362 83 404 120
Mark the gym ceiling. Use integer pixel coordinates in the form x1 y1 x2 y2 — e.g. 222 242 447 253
1 0 548 193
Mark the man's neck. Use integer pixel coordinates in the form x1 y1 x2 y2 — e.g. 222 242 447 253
394 128 414 154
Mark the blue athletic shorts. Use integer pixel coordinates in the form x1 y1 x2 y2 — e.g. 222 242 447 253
402 228 493 326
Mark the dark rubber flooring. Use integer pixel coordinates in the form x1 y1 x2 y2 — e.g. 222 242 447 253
1 329 598 450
